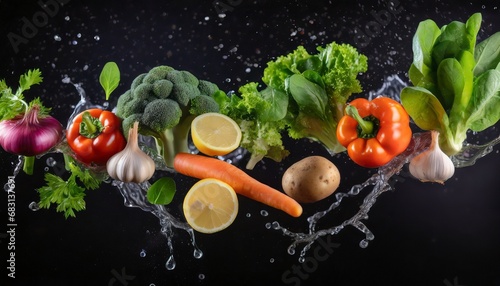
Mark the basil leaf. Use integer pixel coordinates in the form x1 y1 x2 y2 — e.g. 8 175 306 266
466 69 500 132
400 86 449 132
99 62 120 100
474 32 500 76
296 56 322 74
302 70 325 89
437 58 464 111
258 87 288 121
286 74 328 119
147 177 176 205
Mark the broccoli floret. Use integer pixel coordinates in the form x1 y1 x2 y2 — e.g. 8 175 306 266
115 65 224 168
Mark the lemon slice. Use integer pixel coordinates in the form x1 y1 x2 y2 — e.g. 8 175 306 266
191 112 242 156
183 178 239 234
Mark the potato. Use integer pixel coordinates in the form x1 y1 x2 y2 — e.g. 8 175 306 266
282 156 340 203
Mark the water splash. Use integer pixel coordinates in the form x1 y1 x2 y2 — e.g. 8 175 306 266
114 180 203 270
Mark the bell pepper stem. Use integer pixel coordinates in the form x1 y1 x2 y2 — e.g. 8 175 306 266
23 156 35 175
79 111 104 138
346 105 374 135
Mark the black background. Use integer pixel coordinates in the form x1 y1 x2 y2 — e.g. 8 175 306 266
1 0 500 285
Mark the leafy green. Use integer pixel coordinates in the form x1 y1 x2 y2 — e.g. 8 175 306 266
37 160 102 218
99 62 120 100
216 41 367 169
147 177 176 205
401 13 500 155
0 69 43 120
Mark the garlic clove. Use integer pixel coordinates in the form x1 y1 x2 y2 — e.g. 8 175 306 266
106 121 156 183
409 130 455 184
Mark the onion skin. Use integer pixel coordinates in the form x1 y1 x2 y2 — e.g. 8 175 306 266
0 105 63 156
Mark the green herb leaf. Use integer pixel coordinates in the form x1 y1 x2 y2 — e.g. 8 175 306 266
99 62 120 100
287 74 328 119
436 58 465 110
68 161 101 190
258 87 288 121
18 69 43 93
147 177 176 205
38 173 86 219
411 19 441 78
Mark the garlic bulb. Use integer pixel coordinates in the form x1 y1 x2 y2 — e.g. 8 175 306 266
409 130 455 184
106 121 156 183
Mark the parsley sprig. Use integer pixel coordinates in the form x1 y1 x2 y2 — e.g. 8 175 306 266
37 159 102 219
0 69 43 120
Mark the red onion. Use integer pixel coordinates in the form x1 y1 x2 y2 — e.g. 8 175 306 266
0 103 63 174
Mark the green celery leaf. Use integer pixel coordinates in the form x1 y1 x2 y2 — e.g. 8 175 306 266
18 69 43 93
99 62 120 100
147 177 176 205
37 173 86 218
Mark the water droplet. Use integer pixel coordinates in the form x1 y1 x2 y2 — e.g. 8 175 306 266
166 255 176 270
298 256 305 263
71 40 78 45
245 68 251 73
246 213 251 218
359 239 369 248
269 258 275 263
265 222 271 229
94 35 100 41
45 157 57 167
204 16 209 21
64 16 70 21
76 33 82 38
198 274 205 280
83 65 89 71
193 248 203 259
287 246 296 255
260 210 268 217
29 201 40 211
54 35 62 41
225 78 231 83
149 284 155 286
271 221 280 230
140 249 146 257
44 167 49 171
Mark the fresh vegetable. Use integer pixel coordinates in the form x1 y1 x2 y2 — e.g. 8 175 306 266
37 158 102 218
147 177 176 205
99 62 120 100
66 108 126 166
215 42 368 169
401 13 500 155
336 97 412 168
173 152 303 217
106 121 155 183
115 65 223 167
282 156 341 203
0 69 63 174
409 130 455 184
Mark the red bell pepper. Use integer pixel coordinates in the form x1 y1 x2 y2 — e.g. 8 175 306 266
336 97 412 168
66 109 126 166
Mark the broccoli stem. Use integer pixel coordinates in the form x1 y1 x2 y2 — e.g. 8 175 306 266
156 115 196 168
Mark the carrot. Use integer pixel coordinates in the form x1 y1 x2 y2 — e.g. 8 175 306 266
174 153 303 217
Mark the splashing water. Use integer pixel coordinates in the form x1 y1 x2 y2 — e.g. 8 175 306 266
271 75 500 262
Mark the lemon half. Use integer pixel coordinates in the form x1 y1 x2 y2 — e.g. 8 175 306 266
191 112 242 156
183 178 239 234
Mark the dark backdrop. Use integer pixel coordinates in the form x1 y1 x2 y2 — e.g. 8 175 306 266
1 0 500 285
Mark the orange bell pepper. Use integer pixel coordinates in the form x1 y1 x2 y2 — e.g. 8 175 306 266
66 109 126 166
336 97 412 168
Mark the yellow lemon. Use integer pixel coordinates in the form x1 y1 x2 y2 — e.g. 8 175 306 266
183 178 239 234
191 112 242 156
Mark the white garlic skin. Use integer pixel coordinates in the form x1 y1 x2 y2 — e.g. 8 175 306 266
106 121 156 183
409 130 455 184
